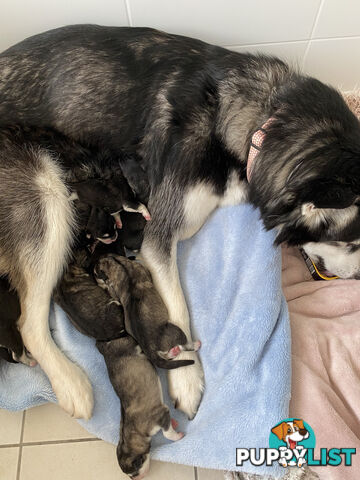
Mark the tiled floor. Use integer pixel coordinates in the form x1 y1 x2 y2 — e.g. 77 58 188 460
0 405 224 480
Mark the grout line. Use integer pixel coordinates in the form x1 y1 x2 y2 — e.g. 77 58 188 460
124 0 133 27
225 39 308 48
16 411 26 480
21 437 102 447
194 466 199 480
224 34 360 51
0 443 19 449
302 0 325 70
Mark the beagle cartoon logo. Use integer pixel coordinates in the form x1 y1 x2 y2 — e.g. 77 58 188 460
269 419 315 467
236 418 356 468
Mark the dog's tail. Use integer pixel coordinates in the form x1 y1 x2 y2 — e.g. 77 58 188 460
1 145 77 293
152 357 194 370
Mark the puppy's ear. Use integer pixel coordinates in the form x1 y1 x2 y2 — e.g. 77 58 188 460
301 203 316 216
271 422 287 440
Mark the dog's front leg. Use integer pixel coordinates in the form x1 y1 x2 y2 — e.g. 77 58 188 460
19 286 94 419
141 238 204 419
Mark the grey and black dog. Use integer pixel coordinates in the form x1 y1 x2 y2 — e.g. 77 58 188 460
1 25 360 420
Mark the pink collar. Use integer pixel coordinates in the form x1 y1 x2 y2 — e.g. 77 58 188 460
247 117 274 182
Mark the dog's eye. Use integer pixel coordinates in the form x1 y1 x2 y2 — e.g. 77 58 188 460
287 428 292 433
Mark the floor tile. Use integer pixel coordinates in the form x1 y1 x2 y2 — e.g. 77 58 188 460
0 409 23 445
20 441 125 480
0 447 19 480
198 467 225 479
23 403 95 443
147 461 195 479
20 440 195 480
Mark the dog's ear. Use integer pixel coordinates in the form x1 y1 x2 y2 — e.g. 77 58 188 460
293 419 305 430
271 422 287 440
299 178 357 210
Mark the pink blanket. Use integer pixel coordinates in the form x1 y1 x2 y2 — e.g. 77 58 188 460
282 247 360 480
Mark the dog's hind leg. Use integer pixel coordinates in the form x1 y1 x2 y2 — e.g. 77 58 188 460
140 179 217 419
141 237 204 419
15 152 93 419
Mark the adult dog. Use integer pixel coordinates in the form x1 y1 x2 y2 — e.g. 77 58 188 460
1 25 360 420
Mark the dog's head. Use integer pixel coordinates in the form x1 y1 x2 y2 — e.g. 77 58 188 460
117 441 150 480
249 77 360 278
85 206 118 244
271 419 309 448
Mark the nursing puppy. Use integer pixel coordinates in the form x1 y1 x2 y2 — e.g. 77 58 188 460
94 255 200 369
53 250 125 341
2 26 360 419
97 336 184 480
0 278 35 366
0 125 149 418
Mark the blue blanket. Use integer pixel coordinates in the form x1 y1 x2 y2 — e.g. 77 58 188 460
0 204 290 477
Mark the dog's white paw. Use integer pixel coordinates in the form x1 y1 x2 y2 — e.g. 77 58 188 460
297 458 306 467
52 362 94 420
168 351 204 420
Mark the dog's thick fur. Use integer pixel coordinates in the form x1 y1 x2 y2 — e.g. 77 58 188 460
1 25 360 419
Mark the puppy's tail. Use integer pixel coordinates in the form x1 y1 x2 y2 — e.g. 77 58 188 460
152 357 194 370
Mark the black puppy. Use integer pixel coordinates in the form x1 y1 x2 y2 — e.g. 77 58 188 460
97 336 184 480
94 255 200 369
71 176 151 231
0 278 36 366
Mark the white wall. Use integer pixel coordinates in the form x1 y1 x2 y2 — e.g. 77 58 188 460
1 0 359 90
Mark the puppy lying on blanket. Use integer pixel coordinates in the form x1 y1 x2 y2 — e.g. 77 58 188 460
55 202 192 478
97 336 184 479
0 277 36 366
95 255 201 370
55 251 187 479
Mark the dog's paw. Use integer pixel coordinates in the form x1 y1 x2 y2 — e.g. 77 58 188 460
52 362 94 420
297 458 306 467
168 351 204 420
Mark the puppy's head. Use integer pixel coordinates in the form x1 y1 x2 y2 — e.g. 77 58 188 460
118 211 146 251
117 442 150 480
157 323 188 355
249 77 360 278
94 255 130 295
86 206 118 244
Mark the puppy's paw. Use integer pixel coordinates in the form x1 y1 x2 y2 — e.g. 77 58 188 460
14 349 37 367
52 361 94 420
168 351 204 420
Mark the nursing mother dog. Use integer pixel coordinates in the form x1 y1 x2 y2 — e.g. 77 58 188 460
1 24 360 421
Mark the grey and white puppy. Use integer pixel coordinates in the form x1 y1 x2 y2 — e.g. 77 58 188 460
94 255 201 369
53 250 125 341
97 336 184 480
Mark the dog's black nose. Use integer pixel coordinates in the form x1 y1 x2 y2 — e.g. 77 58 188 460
299 428 308 436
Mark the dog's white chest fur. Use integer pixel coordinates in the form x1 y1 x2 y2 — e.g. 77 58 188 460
180 173 248 241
